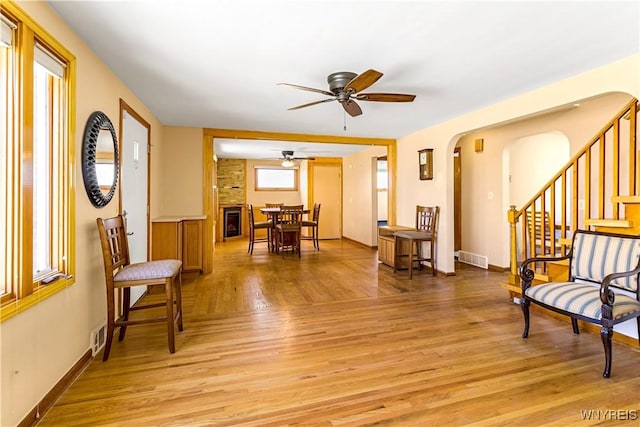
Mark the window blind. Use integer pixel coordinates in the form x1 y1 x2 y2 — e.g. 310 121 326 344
0 16 15 48
34 42 65 78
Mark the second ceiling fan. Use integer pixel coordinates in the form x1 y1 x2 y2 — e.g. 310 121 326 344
278 69 416 117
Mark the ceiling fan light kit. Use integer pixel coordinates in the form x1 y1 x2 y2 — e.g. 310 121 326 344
279 69 416 117
280 150 314 167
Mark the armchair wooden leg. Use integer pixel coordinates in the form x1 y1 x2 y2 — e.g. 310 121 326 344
600 325 613 378
571 318 579 334
521 297 530 339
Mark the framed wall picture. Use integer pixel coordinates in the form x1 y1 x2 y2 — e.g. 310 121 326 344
418 148 433 180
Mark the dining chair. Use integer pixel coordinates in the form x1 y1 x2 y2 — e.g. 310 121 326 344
248 204 272 254
265 203 284 208
274 205 304 258
301 202 321 250
97 215 183 361
393 206 439 279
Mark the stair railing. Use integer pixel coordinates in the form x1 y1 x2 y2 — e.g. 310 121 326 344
508 98 638 284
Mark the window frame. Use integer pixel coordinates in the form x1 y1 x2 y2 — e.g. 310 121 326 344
0 2 76 322
254 166 299 191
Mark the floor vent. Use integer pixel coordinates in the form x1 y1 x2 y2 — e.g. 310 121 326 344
458 251 489 269
90 324 107 357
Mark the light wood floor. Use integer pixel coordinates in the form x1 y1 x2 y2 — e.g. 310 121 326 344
39 238 640 426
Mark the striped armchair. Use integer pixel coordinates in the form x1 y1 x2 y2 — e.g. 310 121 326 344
520 229 640 378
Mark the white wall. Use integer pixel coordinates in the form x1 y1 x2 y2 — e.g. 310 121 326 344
343 146 387 246
396 57 640 277
455 92 631 268
508 132 569 208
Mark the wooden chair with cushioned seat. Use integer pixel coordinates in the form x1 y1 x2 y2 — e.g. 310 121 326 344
393 206 439 279
97 215 183 361
274 205 304 258
248 204 272 254
301 202 321 250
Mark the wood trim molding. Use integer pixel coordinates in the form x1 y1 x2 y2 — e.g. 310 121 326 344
18 349 93 427
202 128 397 270
119 99 152 259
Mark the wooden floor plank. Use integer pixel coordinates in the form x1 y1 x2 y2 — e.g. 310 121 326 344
37 238 640 426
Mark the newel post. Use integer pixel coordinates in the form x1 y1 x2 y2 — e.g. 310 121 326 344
508 205 519 280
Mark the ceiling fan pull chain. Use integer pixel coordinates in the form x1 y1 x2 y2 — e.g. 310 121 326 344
344 111 347 132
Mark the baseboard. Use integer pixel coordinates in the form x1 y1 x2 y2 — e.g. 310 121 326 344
18 349 93 427
488 264 509 272
341 236 376 249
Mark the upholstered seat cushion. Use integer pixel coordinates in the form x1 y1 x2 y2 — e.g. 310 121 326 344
525 282 640 320
115 259 182 281
253 220 272 229
394 230 432 240
301 220 317 227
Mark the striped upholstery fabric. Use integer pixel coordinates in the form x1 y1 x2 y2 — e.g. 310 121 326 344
115 259 182 282
525 282 640 321
571 232 640 292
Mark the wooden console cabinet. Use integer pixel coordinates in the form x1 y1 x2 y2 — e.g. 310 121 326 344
378 225 416 269
152 216 205 273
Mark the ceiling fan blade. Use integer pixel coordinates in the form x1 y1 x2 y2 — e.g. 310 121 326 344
355 93 416 102
287 98 336 111
344 69 383 94
292 157 316 160
278 83 335 97
342 100 362 117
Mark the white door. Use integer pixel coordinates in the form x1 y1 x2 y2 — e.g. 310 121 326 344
121 108 150 306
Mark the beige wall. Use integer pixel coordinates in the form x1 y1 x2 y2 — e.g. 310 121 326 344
159 126 204 216
245 159 304 206
396 55 640 277
343 146 388 246
2 2 163 425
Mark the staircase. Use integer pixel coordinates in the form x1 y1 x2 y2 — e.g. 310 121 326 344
504 97 639 296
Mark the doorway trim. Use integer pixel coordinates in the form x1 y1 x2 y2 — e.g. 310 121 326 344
118 99 152 258
201 128 396 273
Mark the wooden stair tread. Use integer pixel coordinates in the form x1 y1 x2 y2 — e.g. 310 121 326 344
584 218 632 228
557 238 572 246
501 282 521 294
612 195 640 204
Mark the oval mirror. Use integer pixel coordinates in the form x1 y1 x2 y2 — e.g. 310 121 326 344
81 111 119 207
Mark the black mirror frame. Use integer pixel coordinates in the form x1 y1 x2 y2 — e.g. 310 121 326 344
81 111 119 208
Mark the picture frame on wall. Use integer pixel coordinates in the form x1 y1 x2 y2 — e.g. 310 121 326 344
418 148 433 180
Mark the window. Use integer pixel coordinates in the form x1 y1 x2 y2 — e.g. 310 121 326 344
377 160 388 190
1 4 75 321
255 166 298 191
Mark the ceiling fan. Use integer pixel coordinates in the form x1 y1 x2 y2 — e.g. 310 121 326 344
278 69 416 117
280 150 315 167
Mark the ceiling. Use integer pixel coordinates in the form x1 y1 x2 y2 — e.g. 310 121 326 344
48 1 639 159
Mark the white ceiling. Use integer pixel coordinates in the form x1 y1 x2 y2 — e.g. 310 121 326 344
48 1 639 158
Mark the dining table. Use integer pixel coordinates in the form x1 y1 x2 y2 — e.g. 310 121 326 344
260 206 310 253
